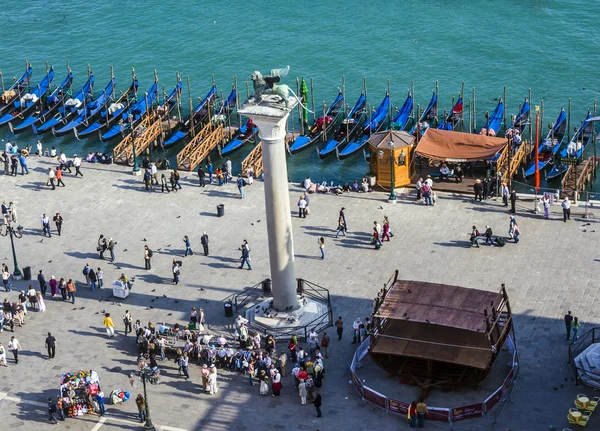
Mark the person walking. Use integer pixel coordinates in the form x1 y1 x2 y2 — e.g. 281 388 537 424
0 342 7 367
237 174 245 199
37 269 47 297
321 330 330 358
53 213 63 236
318 237 325 260
382 217 391 241
150 162 158 185
239 243 252 270
172 169 182 190
88 268 98 292
408 401 418 428
314 393 322 417
416 399 429 427
572 317 580 343
45 332 56 359
2 267 10 292
143 169 153 191
198 165 206 187
8 202 17 223
8 336 21 364
340 207 348 231
501 183 509 207
66 279 76 304
298 379 307 405
97 268 103 288
104 313 115 337
352 318 362 344
124 310 133 335
160 173 170 193
183 235 193 256
55 167 65 187
335 316 343 341
561 197 571 222
18 152 29 175
41 214 52 237
144 245 152 270
201 232 209 256
179 352 190 379
73 154 83 177
335 216 346 238
95 390 105 416
298 195 307 218
48 397 59 424
564 311 574 340
135 394 146 423
207 161 213 184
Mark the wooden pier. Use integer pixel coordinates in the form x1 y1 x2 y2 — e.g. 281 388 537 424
497 141 531 182
561 156 599 199
113 115 163 165
176 123 225 171
241 142 263 178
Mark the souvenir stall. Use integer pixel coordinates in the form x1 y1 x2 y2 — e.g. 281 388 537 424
59 370 100 417
112 279 130 299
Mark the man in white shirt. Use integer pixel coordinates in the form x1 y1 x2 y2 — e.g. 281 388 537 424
298 196 307 218
303 176 312 190
150 162 158 185
0 342 7 366
5 141 12 153
41 214 51 237
425 175 433 188
8 336 21 364
36 141 43 157
73 154 83 177
225 158 233 179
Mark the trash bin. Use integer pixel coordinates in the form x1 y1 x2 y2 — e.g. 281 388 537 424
217 204 225 217
23 266 32 281
224 301 233 317
262 278 272 294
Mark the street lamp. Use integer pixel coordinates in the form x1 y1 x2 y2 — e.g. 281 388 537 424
132 361 156 431
0 222 24 279
378 140 405 203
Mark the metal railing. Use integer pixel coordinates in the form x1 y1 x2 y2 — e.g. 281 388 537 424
568 327 600 386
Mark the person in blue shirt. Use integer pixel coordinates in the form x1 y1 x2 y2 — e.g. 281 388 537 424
237 174 246 199
18 153 28 175
183 235 193 256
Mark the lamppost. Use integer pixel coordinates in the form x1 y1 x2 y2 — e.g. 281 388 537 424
0 222 24 279
132 361 155 431
378 140 406 203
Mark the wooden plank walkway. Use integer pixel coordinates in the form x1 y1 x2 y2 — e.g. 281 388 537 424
113 115 163 165
561 156 599 198
176 123 225 171
241 142 263 178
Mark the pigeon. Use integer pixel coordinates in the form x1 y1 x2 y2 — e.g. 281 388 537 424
145 307 151 310
149 306 154 309
151 289 156 292
256 219 261 223
150 298 155 302
205 300 209 303
123 249 128 252
403 313 408 317
560 384 564 388
39 239 44 243
142 238 147 242
167 313 172 316
167 244 171 247
564 377 568 382
174 300 179 303
377 205 383 209
116 266 121 270
162 294 167 298
72 308 77 310
553 387 558 391
582 229 587 232
117 303 122 307
157 248 161 251
48 260 52 263
95 312 99 315
101 310 105 314
155 297 159 300
176 216 181 219
251 223 255 226
425 319 430 323
198 288 205 291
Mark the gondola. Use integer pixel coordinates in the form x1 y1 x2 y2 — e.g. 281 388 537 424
288 91 344 154
0 63 33 116
409 90 438 134
100 77 160 142
481 98 504 136
505 98 530 136
337 92 390 159
9 69 74 134
318 92 366 159
75 71 139 140
101 78 182 142
437 96 463 131
523 108 567 177
53 76 116 137
0 67 55 127
33 73 95 135
162 85 217 148
391 92 413 131
220 119 258 156
547 112 594 180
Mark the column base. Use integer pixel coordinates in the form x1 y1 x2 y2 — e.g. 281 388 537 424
387 197 397 204
132 169 142 177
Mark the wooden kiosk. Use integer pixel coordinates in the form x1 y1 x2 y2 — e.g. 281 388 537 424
370 271 513 393
368 130 415 188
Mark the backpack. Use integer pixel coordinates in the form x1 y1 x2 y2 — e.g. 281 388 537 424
82 266 89 276
148 249 153 258
495 237 506 247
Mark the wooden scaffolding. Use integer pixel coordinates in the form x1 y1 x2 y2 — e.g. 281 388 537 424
241 142 263 178
113 115 163 165
176 123 225 171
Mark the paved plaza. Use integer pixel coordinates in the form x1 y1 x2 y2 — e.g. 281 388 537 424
0 156 599 430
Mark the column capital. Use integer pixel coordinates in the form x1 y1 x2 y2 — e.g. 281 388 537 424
238 95 298 143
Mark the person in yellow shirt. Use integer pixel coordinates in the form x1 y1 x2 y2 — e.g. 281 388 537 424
416 399 428 427
104 313 115 337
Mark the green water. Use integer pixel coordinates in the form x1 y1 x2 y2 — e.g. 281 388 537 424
1 0 599 187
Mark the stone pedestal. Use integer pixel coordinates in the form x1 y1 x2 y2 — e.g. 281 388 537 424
238 95 299 311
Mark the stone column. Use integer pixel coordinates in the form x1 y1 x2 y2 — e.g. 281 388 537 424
238 95 299 311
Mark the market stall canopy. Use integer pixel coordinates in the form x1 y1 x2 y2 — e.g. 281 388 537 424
415 128 507 162
367 130 415 149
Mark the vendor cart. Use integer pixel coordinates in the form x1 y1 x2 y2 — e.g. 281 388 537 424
112 280 130 299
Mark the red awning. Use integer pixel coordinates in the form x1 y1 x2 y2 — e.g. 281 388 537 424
415 128 507 162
